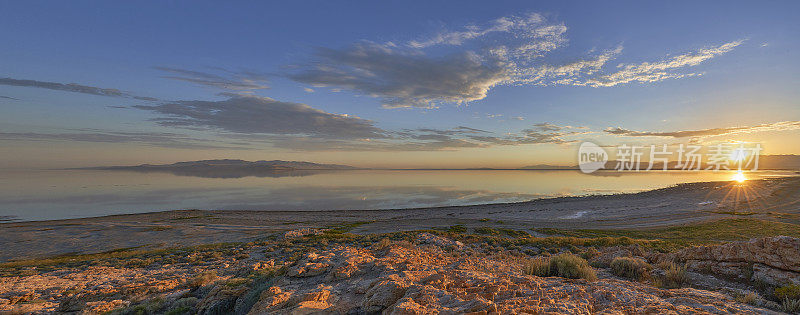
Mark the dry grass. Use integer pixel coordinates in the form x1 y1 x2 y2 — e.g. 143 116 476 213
781 298 800 313
188 270 217 287
775 284 800 300
524 253 597 281
610 257 651 281
655 261 688 289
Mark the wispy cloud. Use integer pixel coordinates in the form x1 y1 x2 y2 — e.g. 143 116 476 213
604 120 800 139
0 129 246 150
0 95 20 101
155 66 269 91
267 123 586 151
133 94 387 139
0 77 157 101
288 13 742 108
408 12 566 56
583 40 744 87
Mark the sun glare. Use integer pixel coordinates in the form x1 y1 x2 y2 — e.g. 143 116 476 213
732 171 747 183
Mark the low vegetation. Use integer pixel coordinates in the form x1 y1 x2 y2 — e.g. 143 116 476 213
775 284 800 313
534 218 800 251
655 261 688 289
610 257 651 281
524 253 597 281
734 291 763 306
474 227 500 235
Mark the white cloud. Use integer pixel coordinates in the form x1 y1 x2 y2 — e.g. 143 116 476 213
584 40 744 87
155 67 269 91
288 13 743 109
605 120 800 139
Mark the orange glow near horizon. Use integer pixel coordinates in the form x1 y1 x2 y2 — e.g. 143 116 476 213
732 170 747 183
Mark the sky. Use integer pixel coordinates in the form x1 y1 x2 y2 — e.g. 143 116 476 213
1 1 799 169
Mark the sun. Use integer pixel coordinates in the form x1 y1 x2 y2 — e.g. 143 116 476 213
732 170 747 183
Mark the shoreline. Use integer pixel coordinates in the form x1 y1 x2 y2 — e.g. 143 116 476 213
4 174 797 224
2 176 799 262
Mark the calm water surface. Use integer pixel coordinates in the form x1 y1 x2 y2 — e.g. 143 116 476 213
0 169 795 222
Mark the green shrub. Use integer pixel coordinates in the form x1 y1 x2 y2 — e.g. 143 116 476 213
734 291 761 306
475 227 500 235
372 238 392 250
658 262 688 289
551 253 597 281
224 277 252 287
781 298 800 313
775 284 800 300
109 297 166 315
524 253 597 281
448 225 467 233
499 228 529 237
581 247 600 260
188 270 217 287
524 258 551 277
610 257 651 281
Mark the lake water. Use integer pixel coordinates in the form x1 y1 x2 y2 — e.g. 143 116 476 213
0 169 796 222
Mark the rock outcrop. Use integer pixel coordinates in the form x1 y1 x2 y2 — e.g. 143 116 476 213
0 233 784 314
672 236 800 286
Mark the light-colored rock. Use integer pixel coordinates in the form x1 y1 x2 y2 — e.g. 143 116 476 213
288 262 331 278
283 228 324 239
0 232 783 315
684 260 750 281
363 275 410 312
417 232 463 249
674 237 800 287
752 263 800 287
674 236 800 272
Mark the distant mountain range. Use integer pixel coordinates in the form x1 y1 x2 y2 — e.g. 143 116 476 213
522 155 800 170
90 159 357 178
87 155 800 178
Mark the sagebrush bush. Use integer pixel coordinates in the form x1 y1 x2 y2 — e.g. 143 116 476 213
734 291 761 306
659 261 688 288
188 270 217 287
581 247 600 260
781 298 800 313
610 257 651 281
524 258 551 277
475 227 500 235
372 238 392 250
448 225 467 233
775 284 800 300
525 253 597 281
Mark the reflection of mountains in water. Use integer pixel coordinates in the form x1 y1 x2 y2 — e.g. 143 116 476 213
89 159 356 179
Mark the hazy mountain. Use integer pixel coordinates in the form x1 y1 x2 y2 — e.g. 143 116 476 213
520 164 578 170
89 159 357 178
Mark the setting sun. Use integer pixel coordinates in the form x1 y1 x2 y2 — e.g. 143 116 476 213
733 170 747 183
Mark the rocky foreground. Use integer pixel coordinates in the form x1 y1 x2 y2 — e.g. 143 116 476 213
2 229 800 314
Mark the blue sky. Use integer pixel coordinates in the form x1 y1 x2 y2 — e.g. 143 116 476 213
1 1 799 168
